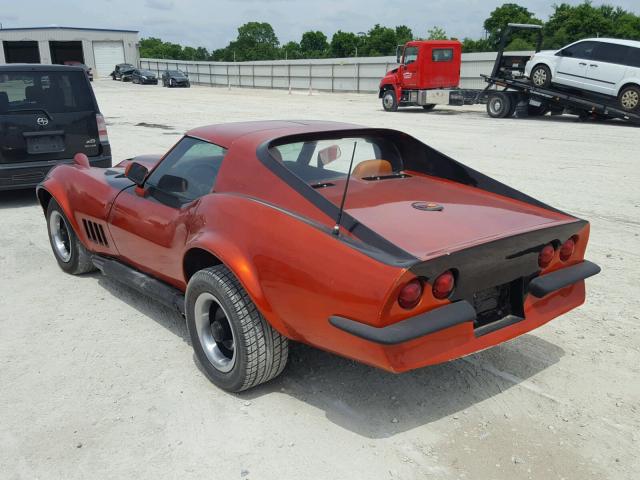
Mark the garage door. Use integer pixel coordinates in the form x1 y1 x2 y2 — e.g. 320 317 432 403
92 41 125 77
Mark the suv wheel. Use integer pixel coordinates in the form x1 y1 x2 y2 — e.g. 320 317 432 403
382 89 398 112
46 200 95 275
531 64 551 88
619 85 640 112
186 265 289 392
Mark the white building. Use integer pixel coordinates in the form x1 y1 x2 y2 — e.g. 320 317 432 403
0 26 139 77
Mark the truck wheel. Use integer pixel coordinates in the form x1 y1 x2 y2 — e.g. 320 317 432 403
422 104 436 111
186 265 289 392
382 90 398 112
530 64 551 88
487 93 512 118
46 200 95 275
618 85 640 112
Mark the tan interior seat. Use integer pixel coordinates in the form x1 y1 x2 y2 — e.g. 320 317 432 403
352 159 393 178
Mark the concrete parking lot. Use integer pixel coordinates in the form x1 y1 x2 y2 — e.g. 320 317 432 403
1 79 638 480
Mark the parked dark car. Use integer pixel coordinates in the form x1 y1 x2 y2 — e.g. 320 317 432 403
110 63 135 81
63 61 93 81
0 64 111 191
161 69 190 87
131 69 158 85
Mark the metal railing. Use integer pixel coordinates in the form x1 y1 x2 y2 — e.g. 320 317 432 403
140 52 526 93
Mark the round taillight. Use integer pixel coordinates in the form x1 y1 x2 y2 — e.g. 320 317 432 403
398 279 423 309
560 236 576 261
432 270 455 300
538 243 555 268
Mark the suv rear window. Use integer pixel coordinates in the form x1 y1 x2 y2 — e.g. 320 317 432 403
0 71 94 114
592 42 630 65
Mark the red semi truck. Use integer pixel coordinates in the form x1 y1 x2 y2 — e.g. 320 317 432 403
379 40 463 111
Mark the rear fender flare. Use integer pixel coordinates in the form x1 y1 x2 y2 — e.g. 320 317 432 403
184 234 292 338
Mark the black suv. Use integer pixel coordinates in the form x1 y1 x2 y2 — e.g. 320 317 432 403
0 64 111 191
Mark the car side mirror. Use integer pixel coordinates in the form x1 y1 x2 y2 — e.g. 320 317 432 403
125 161 149 187
157 174 188 193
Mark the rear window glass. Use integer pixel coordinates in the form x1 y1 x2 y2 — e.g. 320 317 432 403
626 47 640 68
0 71 94 114
269 136 402 184
432 48 454 62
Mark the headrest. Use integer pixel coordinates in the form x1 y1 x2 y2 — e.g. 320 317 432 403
352 159 393 178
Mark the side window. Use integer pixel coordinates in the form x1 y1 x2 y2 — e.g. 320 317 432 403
404 47 419 65
432 48 454 62
560 41 596 59
628 48 640 68
145 137 227 206
592 42 630 65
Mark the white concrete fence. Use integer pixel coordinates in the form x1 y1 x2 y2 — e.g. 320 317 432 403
140 52 527 93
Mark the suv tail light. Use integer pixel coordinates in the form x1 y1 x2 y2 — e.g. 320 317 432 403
96 114 109 143
560 236 577 261
538 243 555 268
432 271 455 300
398 279 423 310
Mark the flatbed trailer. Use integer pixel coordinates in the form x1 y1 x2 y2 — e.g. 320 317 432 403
480 74 640 124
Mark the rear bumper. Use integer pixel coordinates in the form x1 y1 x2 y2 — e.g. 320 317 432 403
329 260 599 372
0 154 111 191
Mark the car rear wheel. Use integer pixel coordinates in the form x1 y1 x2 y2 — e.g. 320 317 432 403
382 89 398 112
619 85 640 112
487 92 512 118
530 64 551 88
186 265 289 392
46 200 95 275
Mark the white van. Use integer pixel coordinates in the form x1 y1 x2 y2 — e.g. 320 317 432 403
525 38 640 112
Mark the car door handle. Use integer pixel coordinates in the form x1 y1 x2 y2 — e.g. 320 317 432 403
589 64 598 67
579 62 587 66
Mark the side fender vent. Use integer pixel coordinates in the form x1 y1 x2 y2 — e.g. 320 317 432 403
82 219 109 247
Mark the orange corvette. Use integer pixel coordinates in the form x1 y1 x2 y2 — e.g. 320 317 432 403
37 121 600 391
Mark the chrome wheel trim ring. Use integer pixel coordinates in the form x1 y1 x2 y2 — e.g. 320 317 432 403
194 292 236 373
49 210 72 263
383 92 395 109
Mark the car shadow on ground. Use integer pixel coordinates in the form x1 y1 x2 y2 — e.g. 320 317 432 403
95 274 565 439
0 188 39 209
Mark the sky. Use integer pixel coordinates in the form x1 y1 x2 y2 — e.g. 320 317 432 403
1 0 638 50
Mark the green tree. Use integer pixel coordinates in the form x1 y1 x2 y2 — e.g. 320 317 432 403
395 25 413 45
281 41 302 59
461 37 492 53
544 2 640 48
300 31 329 58
427 26 448 40
226 22 280 61
362 24 398 56
484 3 542 48
330 30 359 57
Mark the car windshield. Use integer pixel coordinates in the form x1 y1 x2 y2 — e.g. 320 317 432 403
0 71 93 114
139 70 154 76
269 136 403 185
168 70 185 76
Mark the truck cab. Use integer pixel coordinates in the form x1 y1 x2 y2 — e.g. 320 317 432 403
379 40 462 111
